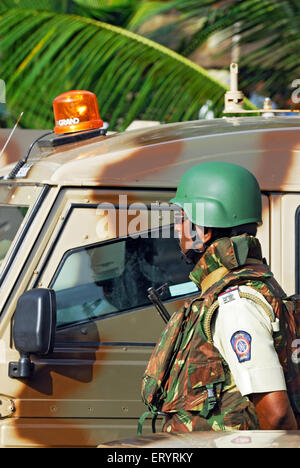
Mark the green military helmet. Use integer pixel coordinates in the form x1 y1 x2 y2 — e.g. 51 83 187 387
170 162 262 228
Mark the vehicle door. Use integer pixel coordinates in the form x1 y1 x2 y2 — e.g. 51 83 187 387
13 188 199 446
271 193 300 296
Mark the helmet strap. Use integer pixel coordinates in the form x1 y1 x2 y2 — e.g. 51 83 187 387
181 223 207 265
181 249 202 265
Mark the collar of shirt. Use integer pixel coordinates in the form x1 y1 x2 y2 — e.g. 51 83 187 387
189 234 263 290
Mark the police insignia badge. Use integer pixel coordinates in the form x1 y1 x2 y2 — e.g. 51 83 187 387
231 330 252 363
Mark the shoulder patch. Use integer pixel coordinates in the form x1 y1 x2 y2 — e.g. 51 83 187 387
218 286 240 306
230 330 252 363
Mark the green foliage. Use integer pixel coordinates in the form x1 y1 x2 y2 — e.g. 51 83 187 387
0 2 247 131
158 0 300 106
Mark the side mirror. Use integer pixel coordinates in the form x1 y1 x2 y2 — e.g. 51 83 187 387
9 288 56 379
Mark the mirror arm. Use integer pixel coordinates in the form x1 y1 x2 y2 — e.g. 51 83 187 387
9 352 34 379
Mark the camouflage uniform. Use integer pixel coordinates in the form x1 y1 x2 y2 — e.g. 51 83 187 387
141 234 287 432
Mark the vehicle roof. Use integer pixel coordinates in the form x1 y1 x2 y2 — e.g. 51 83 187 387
1 116 300 191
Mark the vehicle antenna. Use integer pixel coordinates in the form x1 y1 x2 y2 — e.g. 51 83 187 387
0 112 24 159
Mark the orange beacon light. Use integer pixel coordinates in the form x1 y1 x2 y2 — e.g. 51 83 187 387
53 90 103 135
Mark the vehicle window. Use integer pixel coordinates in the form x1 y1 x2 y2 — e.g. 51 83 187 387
51 226 198 327
0 205 28 264
0 184 43 275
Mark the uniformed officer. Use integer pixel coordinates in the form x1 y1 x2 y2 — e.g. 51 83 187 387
163 161 297 431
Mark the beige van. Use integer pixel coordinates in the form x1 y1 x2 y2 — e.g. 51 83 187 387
0 112 300 447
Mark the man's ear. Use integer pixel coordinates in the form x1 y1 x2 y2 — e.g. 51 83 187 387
204 227 212 244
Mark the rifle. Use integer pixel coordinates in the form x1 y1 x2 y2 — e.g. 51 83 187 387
147 283 171 324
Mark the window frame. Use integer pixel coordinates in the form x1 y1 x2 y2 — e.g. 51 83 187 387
32 201 179 287
50 222 199 329
0 184 49 287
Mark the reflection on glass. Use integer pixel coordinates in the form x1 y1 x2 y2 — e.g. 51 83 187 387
52 226 198 327
0 205 28 263
0 184 42 272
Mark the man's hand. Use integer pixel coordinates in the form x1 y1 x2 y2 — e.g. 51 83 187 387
250 391 297 429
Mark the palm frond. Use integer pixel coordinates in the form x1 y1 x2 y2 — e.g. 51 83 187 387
0 8 255 131
152 0 300 105
0 0 180 27
126 1 180 30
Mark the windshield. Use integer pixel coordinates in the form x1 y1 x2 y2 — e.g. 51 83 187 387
0 184 43 271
